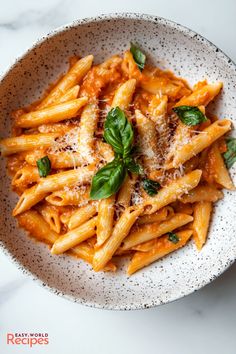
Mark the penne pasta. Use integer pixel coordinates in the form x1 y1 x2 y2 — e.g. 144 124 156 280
0 133 59 156
17 210 58 244
26 150 83 169
121 51 141 80
165 120 231 169
70 241 94 264
148 95 169 135
137 206 174 225
68 202 98 230
135 109 160 171
172 202 193 215
166 82 223 164
207 142 235 190
70 241 95 264
13 166 94 216
78 103 99 162
180 184 223 203
71 241 116 272
25 140 112 169
111 79 136 110
166 123 192 165
127 230 193 275
96 140 114 163
60 208 75 225
37 204 61 234
117 175 137 208
55 85 80 104
148 95 169 162
15 98 88 128
192 201 213 250
121 213 193 250
131 239 158 252
175 82 223 107
46 186 90 206
51 216 97 254
37 55 93 109
12 165 40 190
38 123 76 135
100 55 122 69
7 153 27 175
143 170 202 215
140 77 184 98
96 195 115 248
93 207 143 271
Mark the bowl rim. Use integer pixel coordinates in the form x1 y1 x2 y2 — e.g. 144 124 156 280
1 12 236 311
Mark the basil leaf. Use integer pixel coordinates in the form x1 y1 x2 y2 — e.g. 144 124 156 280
124 156 143 175
90 159 126 200
130 42 146 71
37 156 51 178
223 137 236 169
142 179 160 196
168 232 179 244
104 107 134 157
173 106 207 126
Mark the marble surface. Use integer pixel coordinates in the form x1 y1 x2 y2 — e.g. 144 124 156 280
0 0 236 353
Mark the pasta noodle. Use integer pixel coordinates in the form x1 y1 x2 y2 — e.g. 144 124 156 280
68 202 98 230
37 55 93 109
46 186 90 206
51 216 97 254
137 206 174 225
165 120 231 169
206 142 235 190
37 204 61 234
0 133 59 156
15 98 88 128
166 82 223 164
117 175 137 208
127 230 193 275
142 170 202 215
121 213 193 250
13 166 94 215
180 184 223 203
12 165 40 191
96 195 115 248
17 210 58 244
78 103 99 162
135 109 160 172
192 201 213 250
111 79 136 110
93 207 143 271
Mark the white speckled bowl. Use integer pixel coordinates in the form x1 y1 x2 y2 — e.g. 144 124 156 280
0 13 236 310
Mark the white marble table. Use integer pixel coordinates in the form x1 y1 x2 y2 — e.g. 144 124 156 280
1 1 236 353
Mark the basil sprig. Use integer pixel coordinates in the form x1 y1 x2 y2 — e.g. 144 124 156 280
90 107 142 200
142 178 160 196
173 106 207 126
130 42 146 71
168 232 179 244
37 156 51 178
223 137 236 169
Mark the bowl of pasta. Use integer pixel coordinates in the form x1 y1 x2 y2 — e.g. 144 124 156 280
0 13 236 310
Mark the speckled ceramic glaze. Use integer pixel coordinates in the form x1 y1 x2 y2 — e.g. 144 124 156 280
0 14 236 310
